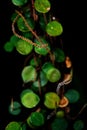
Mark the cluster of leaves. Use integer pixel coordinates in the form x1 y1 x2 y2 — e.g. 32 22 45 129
4 0 86 130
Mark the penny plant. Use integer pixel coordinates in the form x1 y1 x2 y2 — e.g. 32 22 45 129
4 0 87 130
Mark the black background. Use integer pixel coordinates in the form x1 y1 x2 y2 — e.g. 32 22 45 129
0 0 87 129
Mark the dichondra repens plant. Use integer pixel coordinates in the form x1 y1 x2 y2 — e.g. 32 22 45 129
4 0 87 130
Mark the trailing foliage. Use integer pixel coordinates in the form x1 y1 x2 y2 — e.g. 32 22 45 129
3 0 87 130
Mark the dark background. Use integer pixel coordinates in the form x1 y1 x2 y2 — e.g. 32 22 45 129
0 0 87 129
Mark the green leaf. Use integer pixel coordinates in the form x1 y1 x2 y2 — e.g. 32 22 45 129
73 120 84 130
31 71 48 92
3 41 14 52
39 20 46 31
51 118 68 130
34 37 50 56
10 35 19 46
44 92 60 109
20 89 40 108
40 71 48 86
17 17 35 32
56 110 65 118
29 58 41 67
8 101 21 116
5 121 22 130
11 12 17 21
65 89 80 103
20 123 27 130
46 20 63 36
16 39 33 55
34 0 51 13
53 48 65 62
27 112 45 127
21 65 37 83
12 0 28 6
4 35 19 52
22 32 33 39
42 62 61 82
46 67 61 82
23 7 31 18
39 14 47 31
42 62 54 73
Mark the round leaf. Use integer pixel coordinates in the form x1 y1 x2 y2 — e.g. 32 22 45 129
5 121 22 130
53 48 65 62
34 37 50 56
34 0 51 13
73 120 84 130
17 17 35 32
42 62 61 82
8 101 21 115
10 35 19 46
16 39 33 55
65 89 80 103
20 89 40 108
3 41 14 52
27 112 44 127
44 92 60 109
21 65 37 83
51 118 68 130
56 110 65 118
12 0 28 6
46 67 61 82
46 21 63 36
42 62 54 74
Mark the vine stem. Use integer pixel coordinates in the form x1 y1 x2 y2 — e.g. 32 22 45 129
10 98 14 111
15 10 49 48
31 0 38 21
12 10 54 63
12 10 48 48
67 103 87 120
